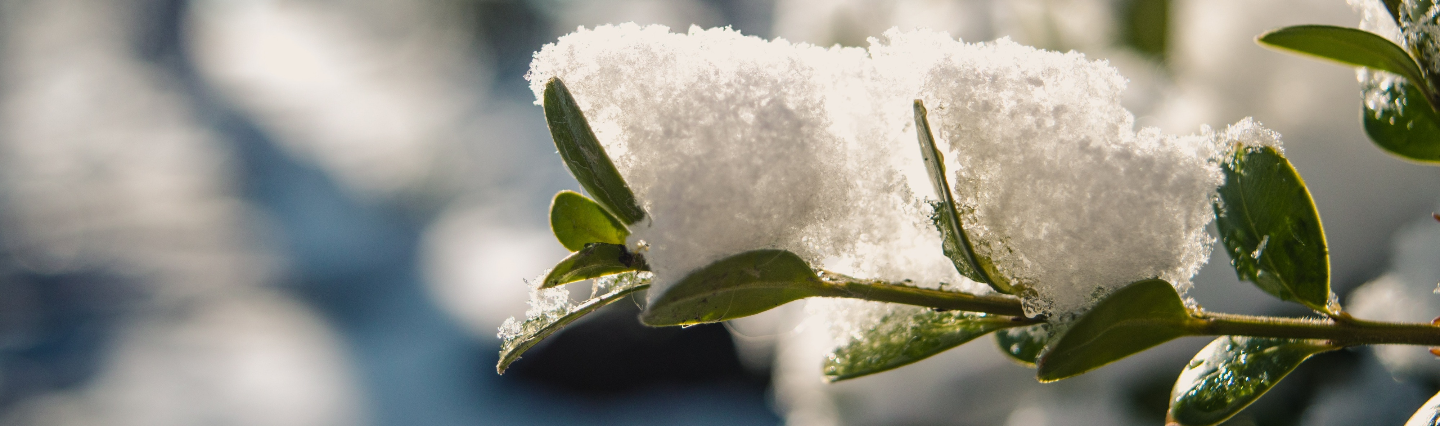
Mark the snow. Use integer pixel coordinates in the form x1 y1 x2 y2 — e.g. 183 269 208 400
1375 1 1440 75
496 271 653 350
496 272 571 345
1351 0 1434 124
527 24 971 305
524 23 1250 320
876 30 1226 317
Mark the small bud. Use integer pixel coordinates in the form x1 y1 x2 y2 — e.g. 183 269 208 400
1430 317 1440 357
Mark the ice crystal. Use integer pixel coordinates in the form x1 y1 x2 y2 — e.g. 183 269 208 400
496 271 652 355
1351 0 1439 121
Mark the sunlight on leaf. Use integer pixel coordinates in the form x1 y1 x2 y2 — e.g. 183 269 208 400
541 243 645 288
550 190 629 252
497 272 651 373
640 249 829 326
1363 79 1440 163
914 100 1014 294
1214 145 1332 313
544 78 647 225
1036 279 1196 381
825 309 1029 382
1257 25 1429 100
1167 336 1335 426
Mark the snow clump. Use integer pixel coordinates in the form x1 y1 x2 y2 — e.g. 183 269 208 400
525 24 1263 320
870 30 1228 317
1350 0 1438 125
527 24 971 303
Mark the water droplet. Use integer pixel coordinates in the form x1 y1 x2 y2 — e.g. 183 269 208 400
1250 235 1269 260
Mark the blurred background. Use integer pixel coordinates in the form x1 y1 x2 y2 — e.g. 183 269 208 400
0 0 1437 425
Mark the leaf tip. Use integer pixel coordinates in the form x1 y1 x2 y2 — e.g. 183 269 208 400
496 351 518 375
1253 30 1278 46
539 270 563 289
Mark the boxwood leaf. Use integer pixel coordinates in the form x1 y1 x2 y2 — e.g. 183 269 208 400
824 310 1028 382
1036 279 1197 381
913 100 1014 294
1406 390 1440 426
1383 0 1403 26
1363 79 1440 163
541 243 646 289
1167 336 1335 426
550 190 630 252
544 78 646 225
1257 25 1430 99
1214 145 1332 312
640 249 829 326
995 324 1050 367
497 272 650 373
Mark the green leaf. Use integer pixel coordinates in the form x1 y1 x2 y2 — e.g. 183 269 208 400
1036 279 1197 381
1363 79 1440 164
1406 390 1440 426
550 190 630 252
824 309 1028 382
541 243 646 289
1167 336 1335 426
544 78 647 225
1383 0 1403 26
995 324 1050 367
1214 145 1332 312
640 249 829 326
1257 25 1430 98
497 272 650 373
913 100 1014 294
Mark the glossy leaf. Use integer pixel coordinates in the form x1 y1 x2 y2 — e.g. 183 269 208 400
1405 390 1440 426
825 310 1026 382
914 100 1014 294
544 78 647 224
641 249 830 326
1214 145 1332 312
497 272 650 373
550 190 630 252
995 324 1050 366
1363 79 1440 163
1036 279 1196 381
1257 25 1429 98
541 243 646 289
1168 336 1335 426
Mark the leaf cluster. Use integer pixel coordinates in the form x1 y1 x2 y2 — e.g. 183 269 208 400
505 63 1440 424
1257 11 1440 163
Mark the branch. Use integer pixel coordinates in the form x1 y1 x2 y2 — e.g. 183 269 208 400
821 273 1440 347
